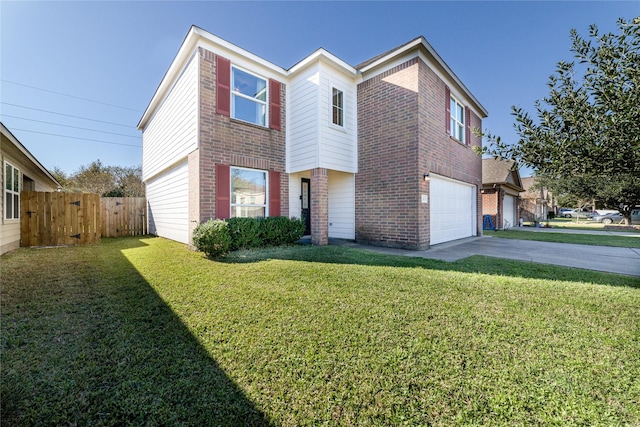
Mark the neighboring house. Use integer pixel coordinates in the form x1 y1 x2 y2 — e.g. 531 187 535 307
520 176 554 222
1 122 60 254
138 26 488 250
481 158 524 229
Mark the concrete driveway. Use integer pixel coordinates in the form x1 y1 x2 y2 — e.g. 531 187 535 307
331 233 640 277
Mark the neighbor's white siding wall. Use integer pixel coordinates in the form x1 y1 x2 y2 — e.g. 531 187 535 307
318 63 357 173
146 161 190 244
142 52 198 181
1 149 58 254
328 170 355 239
288 64 320 173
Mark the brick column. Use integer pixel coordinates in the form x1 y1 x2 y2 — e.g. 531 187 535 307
311 167 329 245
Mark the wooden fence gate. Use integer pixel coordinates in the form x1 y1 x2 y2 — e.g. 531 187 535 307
101 197 147 237
20 192 148 247
21 192 101 247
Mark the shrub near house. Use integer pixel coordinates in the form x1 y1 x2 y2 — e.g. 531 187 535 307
193 217 305 257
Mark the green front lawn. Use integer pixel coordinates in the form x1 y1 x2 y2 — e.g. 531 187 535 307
2 237 639 425
484 229 640 248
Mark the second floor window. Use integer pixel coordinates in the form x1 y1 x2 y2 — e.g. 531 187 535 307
232 67 267 126
332 87 344 127
450 96 465 143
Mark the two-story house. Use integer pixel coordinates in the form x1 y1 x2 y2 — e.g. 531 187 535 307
138 26 487 250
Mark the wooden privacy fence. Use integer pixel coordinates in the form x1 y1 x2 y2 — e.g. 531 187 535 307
20 192 147 247
101 197 147 237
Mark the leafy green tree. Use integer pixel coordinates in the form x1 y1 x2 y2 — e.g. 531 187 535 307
481 17 640 224
54 160 145 197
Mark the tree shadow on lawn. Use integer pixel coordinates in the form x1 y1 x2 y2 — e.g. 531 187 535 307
1 238 272 426
219 244 640 289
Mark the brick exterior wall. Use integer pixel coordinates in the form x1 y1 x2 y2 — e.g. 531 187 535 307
197 47 288 223
356 58 483 249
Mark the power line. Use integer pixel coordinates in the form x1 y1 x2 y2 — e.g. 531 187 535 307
0 102 134 128
1 79 142 113
1 114 140 139
10 128 141 148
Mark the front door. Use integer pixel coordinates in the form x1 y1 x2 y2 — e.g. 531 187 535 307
301 178 311 235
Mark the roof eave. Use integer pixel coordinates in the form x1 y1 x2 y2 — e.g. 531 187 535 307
359 37 488 118
1 122 61 188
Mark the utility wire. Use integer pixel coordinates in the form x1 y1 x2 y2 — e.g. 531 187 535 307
1 114 140 139
1 79 142 112
10 128 141 148
0 102 134 128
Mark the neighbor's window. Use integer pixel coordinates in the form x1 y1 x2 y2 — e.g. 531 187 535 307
231 167 267 218
450 96 465 143
232 67 267 126
5 162 20 220
332 87 344 127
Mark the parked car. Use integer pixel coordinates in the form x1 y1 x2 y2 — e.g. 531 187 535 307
593 210 640 224
558 208 573 216
563 208 593 219
593 209 620 216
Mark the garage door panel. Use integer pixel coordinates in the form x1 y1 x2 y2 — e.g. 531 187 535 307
430 176 476 245
503 195 515 229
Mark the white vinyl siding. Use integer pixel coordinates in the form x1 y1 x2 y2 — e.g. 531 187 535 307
328 170 355 239
143 53 198 181
146 161 189 244
318 64 356 173
288 61 357 174
288 65 320 172
430 175 476 245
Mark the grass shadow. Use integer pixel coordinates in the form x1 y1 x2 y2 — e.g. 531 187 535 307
1 238 272 426
218 243 640 289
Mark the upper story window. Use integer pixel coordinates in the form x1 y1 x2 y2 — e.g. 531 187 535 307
449 96 465 143
231 166 267 218
5 162 20 220
232 67 267 126
332 87 344 127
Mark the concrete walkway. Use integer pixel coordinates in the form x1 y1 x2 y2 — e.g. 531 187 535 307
330 231 640 277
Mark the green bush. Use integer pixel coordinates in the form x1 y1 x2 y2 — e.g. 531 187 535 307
227 217 261 250
192 219 231 257
258 217 306 247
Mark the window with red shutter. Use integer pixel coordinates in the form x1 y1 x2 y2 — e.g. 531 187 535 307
269 79 281 131
215 164 231 219
216 56 231 117
465 108 472 146
445 86 451 134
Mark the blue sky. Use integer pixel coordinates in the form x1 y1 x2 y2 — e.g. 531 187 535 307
1 1 638 176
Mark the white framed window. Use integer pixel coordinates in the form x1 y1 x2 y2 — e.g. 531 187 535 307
450 96 465 143
231 167 267 218
231 66 268 126
4 162 20 220
331 87 344 127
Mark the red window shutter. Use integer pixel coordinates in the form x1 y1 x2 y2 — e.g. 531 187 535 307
215 164 230 219
216 55 231 117
269 170 281 216
445 85 451 134
269 79 281 130
465 108 471 145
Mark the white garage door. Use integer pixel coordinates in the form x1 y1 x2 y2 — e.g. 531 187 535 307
146 161 189 244
430 175 476 245
503 195 515 229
